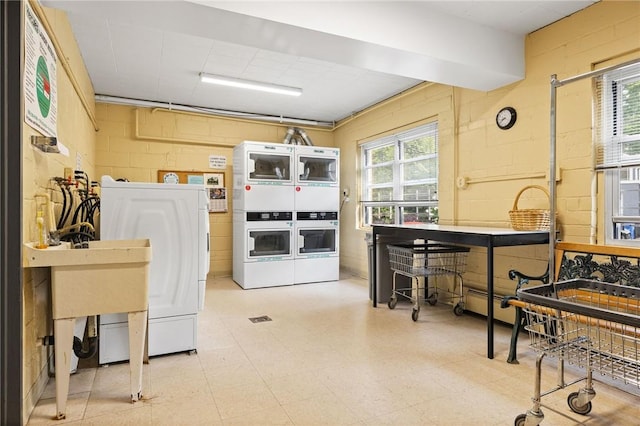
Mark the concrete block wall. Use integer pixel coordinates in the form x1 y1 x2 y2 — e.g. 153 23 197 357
21 5 97 421
94 105 334 278
19 0 640 422
334 0 640 310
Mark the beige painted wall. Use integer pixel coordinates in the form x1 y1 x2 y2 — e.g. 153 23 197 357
94 106 334 277
335 0 640 306
22 3 97 421
20 0 640 422
91 1 640 301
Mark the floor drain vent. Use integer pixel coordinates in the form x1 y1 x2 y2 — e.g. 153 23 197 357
249 315 272 323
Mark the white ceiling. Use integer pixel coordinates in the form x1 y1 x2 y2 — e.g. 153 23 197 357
42 1 597 126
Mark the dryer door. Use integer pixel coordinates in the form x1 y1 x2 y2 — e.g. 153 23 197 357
248 228 292 259
297 227 337 257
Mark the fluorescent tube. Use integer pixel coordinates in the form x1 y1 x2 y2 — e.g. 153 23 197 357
199 73 302 97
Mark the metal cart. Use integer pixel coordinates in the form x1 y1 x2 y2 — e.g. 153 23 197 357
386 243 470 321
513 278 640 426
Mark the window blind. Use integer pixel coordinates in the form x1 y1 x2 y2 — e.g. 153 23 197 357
595 62 640 170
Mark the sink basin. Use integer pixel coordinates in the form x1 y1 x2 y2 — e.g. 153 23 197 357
23 239 151 419
24 239 150 266
24 239 151 319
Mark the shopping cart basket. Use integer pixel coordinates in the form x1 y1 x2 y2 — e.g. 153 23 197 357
512 278 640 426
386 243 470 321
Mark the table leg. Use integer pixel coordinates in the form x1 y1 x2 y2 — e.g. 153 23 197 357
372 228 378 307
127 310 147 402
53 318 74 419
487 242 494 359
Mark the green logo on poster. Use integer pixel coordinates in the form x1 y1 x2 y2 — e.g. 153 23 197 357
36 56 51 118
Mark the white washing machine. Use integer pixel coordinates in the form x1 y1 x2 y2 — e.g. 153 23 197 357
233 211 295 289
294 145 340 211
294 211 340 284
99 176 210 364
233 141 294 211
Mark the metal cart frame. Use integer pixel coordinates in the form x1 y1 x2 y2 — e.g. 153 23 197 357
386 243 470 321
513 278 640 426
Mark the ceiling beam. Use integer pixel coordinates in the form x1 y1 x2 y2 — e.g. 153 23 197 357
47 0 525 91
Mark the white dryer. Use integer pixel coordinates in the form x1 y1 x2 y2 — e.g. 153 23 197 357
294 211 339 284
294 145 340 211
233 211 295 289
233 141 294 211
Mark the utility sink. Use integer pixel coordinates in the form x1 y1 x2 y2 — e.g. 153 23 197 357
23 239 151 420
24 239 151 319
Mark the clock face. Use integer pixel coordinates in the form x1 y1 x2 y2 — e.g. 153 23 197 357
496 107 517 130
163 172 179 184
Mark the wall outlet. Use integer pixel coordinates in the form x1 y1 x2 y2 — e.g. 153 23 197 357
343 187 350 197
64 167 73 180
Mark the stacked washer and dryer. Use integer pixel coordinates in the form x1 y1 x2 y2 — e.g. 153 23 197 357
232 141 340 289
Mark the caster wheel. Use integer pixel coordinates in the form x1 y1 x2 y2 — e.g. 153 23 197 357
567 391 592 415
453 303 464 316
411 308 420 322
427 293 438 306
388 297 397 309
515 412 542 426
514 414 527 426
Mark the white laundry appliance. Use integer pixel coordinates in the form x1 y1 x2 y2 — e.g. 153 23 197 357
294 211 340 284
98 176 210 364
233 141 294 211
232 210 294 289
294 145 340 211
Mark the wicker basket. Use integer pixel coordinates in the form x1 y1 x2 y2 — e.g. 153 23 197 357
508 185 551 231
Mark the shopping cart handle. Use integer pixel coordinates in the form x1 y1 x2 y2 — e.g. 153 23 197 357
500 295 519 309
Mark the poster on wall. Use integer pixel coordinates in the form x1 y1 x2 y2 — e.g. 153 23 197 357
204 173 228 213
24 2 58 137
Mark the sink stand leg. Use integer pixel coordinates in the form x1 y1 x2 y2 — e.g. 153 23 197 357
53 318 74 419
128 310 147 402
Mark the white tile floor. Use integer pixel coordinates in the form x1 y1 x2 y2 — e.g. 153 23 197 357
27 274 640 425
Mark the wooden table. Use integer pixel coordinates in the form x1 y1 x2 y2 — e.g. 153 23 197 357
371 224 549 359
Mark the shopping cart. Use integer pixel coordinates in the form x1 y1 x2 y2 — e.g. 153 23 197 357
512 278 640 426
386 243 470 321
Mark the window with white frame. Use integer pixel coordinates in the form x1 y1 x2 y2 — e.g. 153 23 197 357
360 122 438 226
597 62 640 244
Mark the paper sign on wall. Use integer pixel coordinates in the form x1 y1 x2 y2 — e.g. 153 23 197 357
24 2 58 137
209 155 226 169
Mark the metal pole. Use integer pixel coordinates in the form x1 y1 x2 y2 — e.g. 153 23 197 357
555 57 640 87
547 58 640 280
549 75 558 284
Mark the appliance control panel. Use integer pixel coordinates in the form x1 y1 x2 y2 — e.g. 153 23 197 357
246 211 293 221
296 211 338 221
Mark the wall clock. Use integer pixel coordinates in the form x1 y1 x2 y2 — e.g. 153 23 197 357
496 106 517 130
162 172 179 184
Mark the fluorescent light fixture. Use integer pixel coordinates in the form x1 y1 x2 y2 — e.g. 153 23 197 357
199 73 302 97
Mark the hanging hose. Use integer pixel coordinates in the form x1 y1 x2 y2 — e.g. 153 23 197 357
73 336 98 359
65 195 99 246
60 183 73 229
52 178 68 230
